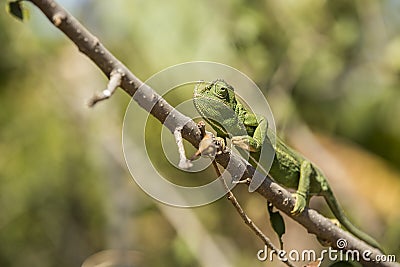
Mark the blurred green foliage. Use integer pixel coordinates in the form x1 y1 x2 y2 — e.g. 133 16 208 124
1 0 400 266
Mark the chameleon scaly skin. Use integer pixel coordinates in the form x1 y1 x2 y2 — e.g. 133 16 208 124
193 79 382 251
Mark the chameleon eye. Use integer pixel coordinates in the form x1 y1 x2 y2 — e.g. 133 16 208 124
214 82 229 98
216 87 228 98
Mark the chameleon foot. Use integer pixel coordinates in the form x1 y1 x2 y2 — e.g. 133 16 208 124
231 135 259 152
291 192 307 215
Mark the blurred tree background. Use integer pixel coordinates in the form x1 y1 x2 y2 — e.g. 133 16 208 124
1 0 400 266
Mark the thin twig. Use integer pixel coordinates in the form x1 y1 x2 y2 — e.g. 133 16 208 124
174 126 193 169
211 160 297 267
88 70 122 107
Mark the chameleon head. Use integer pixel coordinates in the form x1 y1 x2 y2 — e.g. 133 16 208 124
194 79 237 110
193 79 245 139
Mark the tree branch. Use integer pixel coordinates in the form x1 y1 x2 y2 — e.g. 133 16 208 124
26 1 398 266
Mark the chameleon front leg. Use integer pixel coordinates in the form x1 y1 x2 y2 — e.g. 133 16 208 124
291 160 312 215
231 114 267 152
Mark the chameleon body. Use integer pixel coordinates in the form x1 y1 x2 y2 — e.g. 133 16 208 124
193 79 382 250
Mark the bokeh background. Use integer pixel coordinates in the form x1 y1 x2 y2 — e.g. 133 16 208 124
1 0 400 266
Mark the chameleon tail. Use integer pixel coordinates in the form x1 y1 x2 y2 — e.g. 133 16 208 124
323 190 383 252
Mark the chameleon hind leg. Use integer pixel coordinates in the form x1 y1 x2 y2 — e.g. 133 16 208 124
291 160 313 215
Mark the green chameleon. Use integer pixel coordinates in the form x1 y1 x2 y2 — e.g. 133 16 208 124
193 79 382 251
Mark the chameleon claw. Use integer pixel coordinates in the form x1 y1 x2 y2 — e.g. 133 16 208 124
291 192 307 216
232 135 260 152
231 136 252 151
